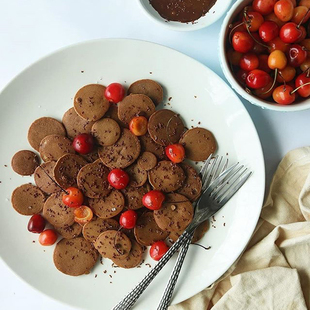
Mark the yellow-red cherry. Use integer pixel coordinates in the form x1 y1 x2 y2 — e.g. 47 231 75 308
62 187 84 208
38 229 58 246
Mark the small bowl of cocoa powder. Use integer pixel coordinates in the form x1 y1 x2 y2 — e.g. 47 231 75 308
138 0 233 31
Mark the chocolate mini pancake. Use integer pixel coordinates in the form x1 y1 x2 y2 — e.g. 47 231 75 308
192 220 210 243
43 192 75 228
11 184 45 215
54 154 88 189
127 79 163 106
179 127 217 161
94 230 131 260
154 193 193 232
80 146 99 163
168 220 209 244
105 104 127 128
91 118 121 146
34 161 61 194
177 163 202 201
39 134 75 162
112 240 143 269
62 107 95 139
126 163 147 187
55 222 82 239
28 117 66 151
137 151 157 171
118 94 155 125
53 237 98 276
148 160 185 192
122 185 149 210
82 218 119 243
139 133 165 159
134 212 169 246
148 109 184 146
77 159 111 198
98 128 141 169
88 190 125 219
74 84 110 122
11 150 39 176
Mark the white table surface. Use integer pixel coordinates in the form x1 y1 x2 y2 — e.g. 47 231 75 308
1 1 310 309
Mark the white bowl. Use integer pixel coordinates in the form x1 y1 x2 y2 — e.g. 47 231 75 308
137 0 233 31
219 0 310 112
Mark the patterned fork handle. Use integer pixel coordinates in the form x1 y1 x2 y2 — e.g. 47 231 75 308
112 231 192 310
157 232 194 310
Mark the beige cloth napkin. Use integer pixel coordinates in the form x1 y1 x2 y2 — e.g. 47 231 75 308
170 147 310 310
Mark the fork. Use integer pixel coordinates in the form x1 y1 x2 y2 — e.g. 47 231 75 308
112 161 251 310
156 156 228 310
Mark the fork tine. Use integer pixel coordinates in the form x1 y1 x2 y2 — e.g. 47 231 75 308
201 155 223 191
210 164 244 198
210 156 223 183
199 153 213 176
213 166 247 200
201 155 218 188
218 171 252 205
203 161 240 195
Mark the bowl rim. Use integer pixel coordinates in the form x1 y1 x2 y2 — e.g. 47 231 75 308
136 0 234 32
219 0 310 112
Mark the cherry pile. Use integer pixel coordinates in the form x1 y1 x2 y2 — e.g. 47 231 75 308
227 0 310 105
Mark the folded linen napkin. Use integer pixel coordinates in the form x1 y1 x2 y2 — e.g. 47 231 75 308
171 147 310 310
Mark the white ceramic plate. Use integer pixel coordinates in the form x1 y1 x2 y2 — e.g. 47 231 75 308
137 0 233 31
0 39 264 310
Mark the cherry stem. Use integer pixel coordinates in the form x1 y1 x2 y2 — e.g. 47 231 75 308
297 8 310 29
192 243 211 251
113 227 125 256
38 165 69 195
262 68 278 95
228 21 246 43
291 81 310 94
244 22 270 50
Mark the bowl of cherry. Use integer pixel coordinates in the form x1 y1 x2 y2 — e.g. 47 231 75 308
219 0 310 111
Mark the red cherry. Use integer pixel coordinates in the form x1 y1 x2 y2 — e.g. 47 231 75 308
236 69 248 85
295 71 310 97
246 69 272 89
239 53 259 71
287 44 308 67
38 229 58 246
252 0 277 15
258 54 272 73
62 187 84 208
272 85 296 104
232 31 255 53
165 144 185 163
274 0 294 22
27 214 46 233
142 190 165 210
150 241 169 261
243 11 264 32
259 21 279 42
119 210 137 229
280 22 303 43
72 133 95 154
108 169 130 190
104 83 125 104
